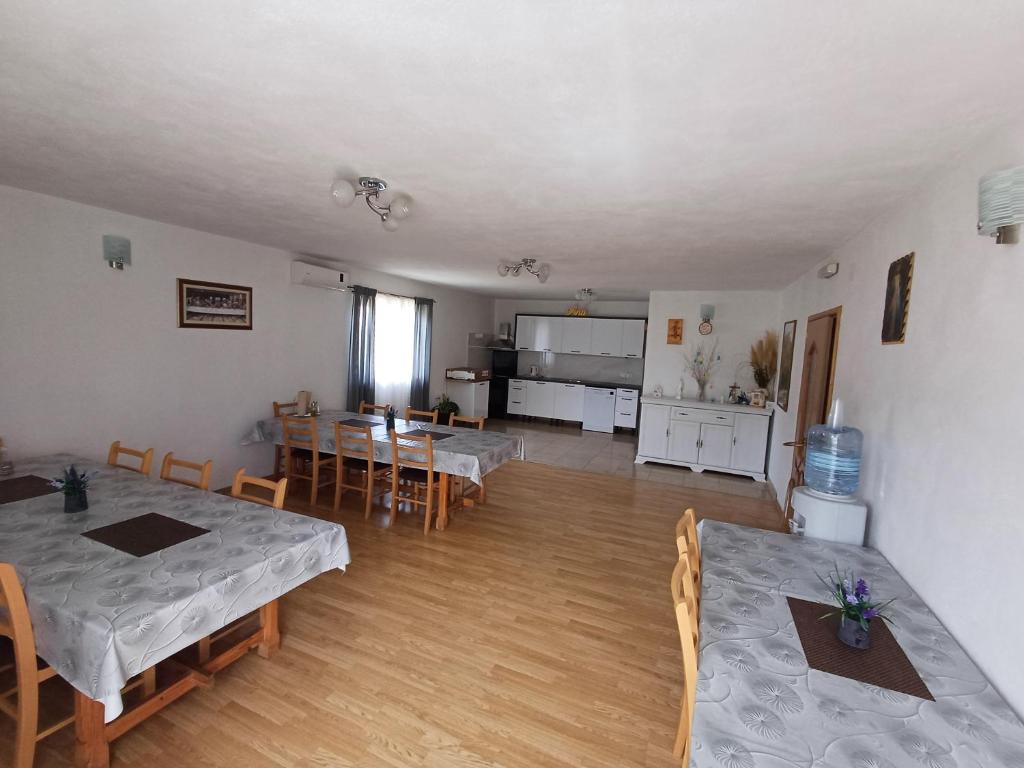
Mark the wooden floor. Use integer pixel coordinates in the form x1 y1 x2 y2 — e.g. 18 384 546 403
12 461 783 768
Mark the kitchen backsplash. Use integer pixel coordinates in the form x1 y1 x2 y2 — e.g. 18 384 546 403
516 351 644 385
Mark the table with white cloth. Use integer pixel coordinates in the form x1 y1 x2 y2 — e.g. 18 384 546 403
0 453 351 767
691 520 1024 767
246 409 524 527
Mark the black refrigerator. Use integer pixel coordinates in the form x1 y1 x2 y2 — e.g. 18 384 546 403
488 349 518 418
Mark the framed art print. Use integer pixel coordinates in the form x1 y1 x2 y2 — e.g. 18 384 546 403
177 278 253 329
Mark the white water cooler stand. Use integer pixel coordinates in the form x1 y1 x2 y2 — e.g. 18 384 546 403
790 486 867 546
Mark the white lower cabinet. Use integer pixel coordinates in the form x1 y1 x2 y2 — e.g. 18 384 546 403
614 388 639 429
445 380 490 418
554 383 585 422
525 380 555 418
636 399 772 481
507 379 527 415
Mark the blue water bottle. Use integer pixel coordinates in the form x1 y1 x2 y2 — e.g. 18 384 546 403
804 400 863 497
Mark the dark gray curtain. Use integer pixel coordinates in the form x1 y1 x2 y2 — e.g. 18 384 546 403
346 285 377 411
410 297 434 410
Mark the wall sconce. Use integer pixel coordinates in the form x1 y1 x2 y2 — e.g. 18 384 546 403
818 262 839 279
102 235 131 270
698 304 715 335
978 166 1023 245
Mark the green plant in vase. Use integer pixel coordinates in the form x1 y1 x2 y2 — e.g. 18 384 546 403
433 394 459 421
51 465 98 513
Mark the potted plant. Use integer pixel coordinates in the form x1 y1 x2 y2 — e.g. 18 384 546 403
749 330 779 399
819 566 894 649
433 394 460 421
51 465 98 513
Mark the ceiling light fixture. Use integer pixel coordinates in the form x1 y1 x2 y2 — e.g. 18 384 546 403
331 176 412 232
497 258 551 283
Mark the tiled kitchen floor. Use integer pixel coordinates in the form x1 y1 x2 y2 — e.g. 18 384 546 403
487 418 777 501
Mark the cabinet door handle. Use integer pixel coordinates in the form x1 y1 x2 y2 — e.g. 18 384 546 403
600 352 611 356
716 416 726 420
733 436 737 445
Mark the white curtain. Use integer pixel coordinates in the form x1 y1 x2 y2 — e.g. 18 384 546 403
373 293 416 413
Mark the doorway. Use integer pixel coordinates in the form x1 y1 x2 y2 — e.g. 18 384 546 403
784 306 842 517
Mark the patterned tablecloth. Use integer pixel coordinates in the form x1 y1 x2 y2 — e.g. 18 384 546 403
245 410 524 485
691 521 1024 767
0 454 351 723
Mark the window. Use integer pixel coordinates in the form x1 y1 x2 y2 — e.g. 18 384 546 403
373 293 416 412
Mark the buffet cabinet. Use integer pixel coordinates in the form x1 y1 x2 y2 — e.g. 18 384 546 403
636 398 771 481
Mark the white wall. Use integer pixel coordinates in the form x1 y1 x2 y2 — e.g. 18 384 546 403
767 126 1024 715
643 291 781 401
0 186 492 488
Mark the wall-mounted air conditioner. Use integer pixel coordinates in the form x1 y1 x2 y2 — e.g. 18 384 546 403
290 261 348 291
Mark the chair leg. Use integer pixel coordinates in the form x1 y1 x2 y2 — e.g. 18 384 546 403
389 472 399 527
364 473 373 519
274 445 283 476
424 480 434 534
310 462 319 507
332 466 343 516
14 669 40 768
479 477 486 503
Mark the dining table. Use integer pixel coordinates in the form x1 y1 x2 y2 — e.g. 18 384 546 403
691 520 1024 767
245 409 525 528
0 453 351 768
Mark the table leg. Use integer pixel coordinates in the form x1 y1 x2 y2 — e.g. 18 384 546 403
258 599 281 659
438 472 449 530
74 691 109 768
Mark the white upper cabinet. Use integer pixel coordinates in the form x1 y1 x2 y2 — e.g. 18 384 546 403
560 318 593 355
621 320 646 358
591 318 624 357
514 316 536 351
532 316 563 353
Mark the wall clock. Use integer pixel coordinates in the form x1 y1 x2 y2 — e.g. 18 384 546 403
698 320 713 336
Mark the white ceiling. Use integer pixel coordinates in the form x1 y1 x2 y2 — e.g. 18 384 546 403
2 2 1023 299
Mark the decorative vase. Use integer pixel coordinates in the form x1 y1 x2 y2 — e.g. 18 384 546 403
64 490 88 514
697 380 708 402
837 617 870 649
386 413 396 433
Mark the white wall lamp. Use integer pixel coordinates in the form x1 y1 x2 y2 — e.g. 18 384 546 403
698 304 715 335
978 166 1023 245
331 176 412 232
497 258 551 283
102 235 131 270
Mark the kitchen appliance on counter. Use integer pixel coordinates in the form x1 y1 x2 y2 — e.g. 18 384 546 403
583 387 616 433
445 367 491 381
488 349 518 419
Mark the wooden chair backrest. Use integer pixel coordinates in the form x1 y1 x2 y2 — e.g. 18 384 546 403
450 414 485 429
358 401 388 415
671 551 699 645
390 430 433 472
107 441 154 476
675 508 701 571
670 554 699 765
0 563 39 735
273 400 299 417
159 452 213 491
231 469 287 510
335 424 374 465
405 408 438 424
282 416 319 457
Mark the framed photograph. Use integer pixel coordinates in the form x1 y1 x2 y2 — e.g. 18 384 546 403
667 318 683 345
177 278 252 330
881 252 914 344
776 319 797 412
750 390 766 408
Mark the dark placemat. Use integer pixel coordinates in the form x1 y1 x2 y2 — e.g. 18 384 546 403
337 418 378 427
401 430 455 441
82 513 210 558
0 475 58 504
787 597 933 701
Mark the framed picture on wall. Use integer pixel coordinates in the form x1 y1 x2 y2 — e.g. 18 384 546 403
667 318 683 345
776 319 797 412
881 252 914 344
177 278 253 329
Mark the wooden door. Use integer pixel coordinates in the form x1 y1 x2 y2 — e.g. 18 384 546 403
785 306 841 516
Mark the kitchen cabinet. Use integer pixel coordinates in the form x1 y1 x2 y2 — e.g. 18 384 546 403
621 319 646 358
514 316 536 351
532 316 563 353
554 383 585 422
507 379 527 415
614 388 638 429
635 398 772 481
446 379 490 419
560 318 593 355
525 380 555 418
590 318 623 357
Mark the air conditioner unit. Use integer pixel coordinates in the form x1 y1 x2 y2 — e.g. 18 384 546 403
290 261 348 291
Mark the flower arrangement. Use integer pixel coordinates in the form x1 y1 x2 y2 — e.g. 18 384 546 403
749 330 779 393
683 339 719 401
50 465 98 496
819 565 894 648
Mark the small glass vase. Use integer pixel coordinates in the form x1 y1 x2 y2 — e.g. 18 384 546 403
837 617 870 649
697 380 708 402
64 490 89 514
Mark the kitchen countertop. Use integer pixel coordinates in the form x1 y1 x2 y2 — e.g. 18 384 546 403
639 394 772 414
510 375 641 391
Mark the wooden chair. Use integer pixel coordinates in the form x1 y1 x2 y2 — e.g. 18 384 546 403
405 408 439 424
273 401 300 474
107 441 154 476
333 423 391 519
0 563 75 768
358 401 389 416
159 452 213 491
230 469 288 510
449 414 487 504
389 431 441 534
671 547 699 647
670 553 699 767
282 416 336 507
675 508 701 606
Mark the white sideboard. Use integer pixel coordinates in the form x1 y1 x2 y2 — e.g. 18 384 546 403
636 396 772 481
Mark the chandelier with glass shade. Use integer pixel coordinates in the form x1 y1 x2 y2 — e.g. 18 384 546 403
331 177 412 232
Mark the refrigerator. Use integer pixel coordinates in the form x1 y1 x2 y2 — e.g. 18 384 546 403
488 349 518 419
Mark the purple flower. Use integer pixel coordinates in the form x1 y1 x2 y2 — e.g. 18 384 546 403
845 593 858 605
855 578 869 598
864 608 879 620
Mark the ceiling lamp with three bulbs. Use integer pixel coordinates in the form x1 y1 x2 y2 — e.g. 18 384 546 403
331 176 412 232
